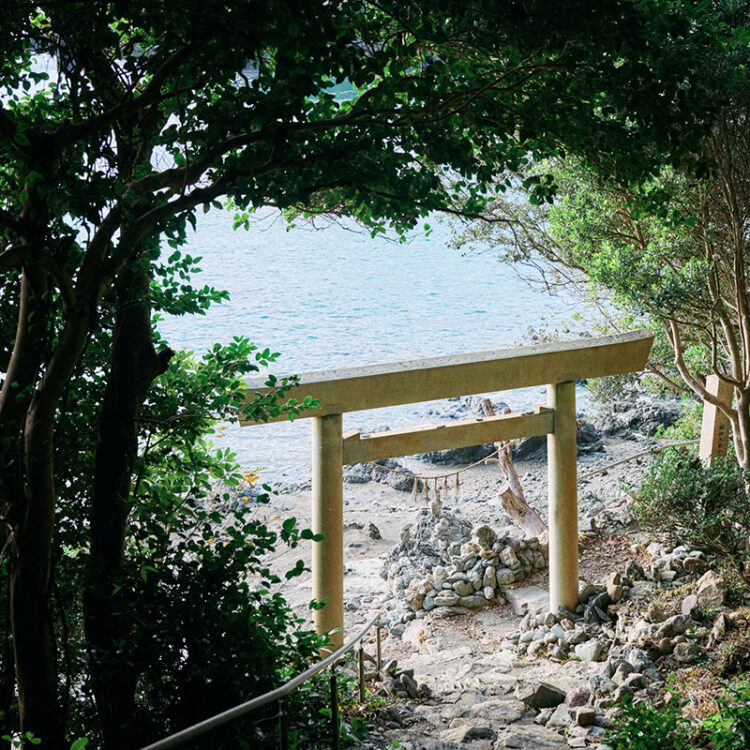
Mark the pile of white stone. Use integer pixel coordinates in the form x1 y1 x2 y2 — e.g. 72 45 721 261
381 507 547 614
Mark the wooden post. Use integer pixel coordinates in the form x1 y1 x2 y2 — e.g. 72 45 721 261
699 374 733 465
312 413 344 649
547 381 578 613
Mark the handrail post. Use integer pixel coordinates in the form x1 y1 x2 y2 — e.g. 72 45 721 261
547 381 578 613
312 413 344 649
330 668 340 750
376 621 382 677
278 698 289 750
357 646 365 703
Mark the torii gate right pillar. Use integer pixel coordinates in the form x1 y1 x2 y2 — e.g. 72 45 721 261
547 380 579 613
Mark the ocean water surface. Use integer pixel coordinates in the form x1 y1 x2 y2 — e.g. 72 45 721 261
158 208 584 483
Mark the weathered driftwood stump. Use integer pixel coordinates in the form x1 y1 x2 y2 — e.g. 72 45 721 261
481 398 548 541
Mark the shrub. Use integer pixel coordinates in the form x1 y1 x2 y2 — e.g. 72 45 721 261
655 399 703 442
606 696 690 750
121 499 325 748
632 448 750 576
608 681 750 750
701 679 750 750
41 341 338 749
96 345 330 748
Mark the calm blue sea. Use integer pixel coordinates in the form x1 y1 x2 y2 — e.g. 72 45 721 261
157 208 584 483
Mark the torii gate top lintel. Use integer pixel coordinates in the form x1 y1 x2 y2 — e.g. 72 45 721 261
241 329 653 424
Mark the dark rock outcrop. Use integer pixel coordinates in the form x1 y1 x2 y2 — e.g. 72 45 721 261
344 458 423 492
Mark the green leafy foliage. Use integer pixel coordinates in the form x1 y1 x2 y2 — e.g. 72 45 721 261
606 696 690 750
632 449 750 576
607 681 750 750
121 499 322 745
449 5 750 465
656 401 705 442
702 680 750 750
97 343 329 746
42 335 331 748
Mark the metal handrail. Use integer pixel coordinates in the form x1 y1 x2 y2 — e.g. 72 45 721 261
139 611 383 750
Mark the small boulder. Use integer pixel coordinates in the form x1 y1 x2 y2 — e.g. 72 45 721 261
646 603 667 624
566 687 591 707
548 644 567 660
658 638 673 655
579 583 600 604
364 521 381 539
505 586 548 616
434 592 460 606
621 673 649 690
576 707 596 727
681 594 700 618
344 458 422 492
515 681 567 709
495 568 517 587
611 662 634 686
657 614 689 639
453 580 474 597
458 594 490 609
623 647 654 674
625 560 646 581
439 724 494 743
575 639 604 662
695 570 729 607
607 571 625 603
500 546 520 569
474 525 497 550
673 642 699 663
483 566 496 590
501 724 567 748
546 703 572 729
713 612 730 638
404 578 432 611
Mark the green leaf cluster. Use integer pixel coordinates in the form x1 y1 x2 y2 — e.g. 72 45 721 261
607 680 750 750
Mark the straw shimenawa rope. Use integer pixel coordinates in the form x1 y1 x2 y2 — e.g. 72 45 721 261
366 446 502 502
365 438 701 503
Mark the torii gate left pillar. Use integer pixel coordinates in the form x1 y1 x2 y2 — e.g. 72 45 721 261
311 413 344 649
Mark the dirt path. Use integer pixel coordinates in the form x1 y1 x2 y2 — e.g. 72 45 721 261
243 433 654 748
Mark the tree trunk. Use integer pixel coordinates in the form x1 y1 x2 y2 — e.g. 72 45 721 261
0 566 15 750
84 261 172 749
12 298 92 748
480 399 548 539
10 408 62 747
0 263 69 749
735 391 750 472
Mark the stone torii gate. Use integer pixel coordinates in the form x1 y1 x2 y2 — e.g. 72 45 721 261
242 330 653 647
